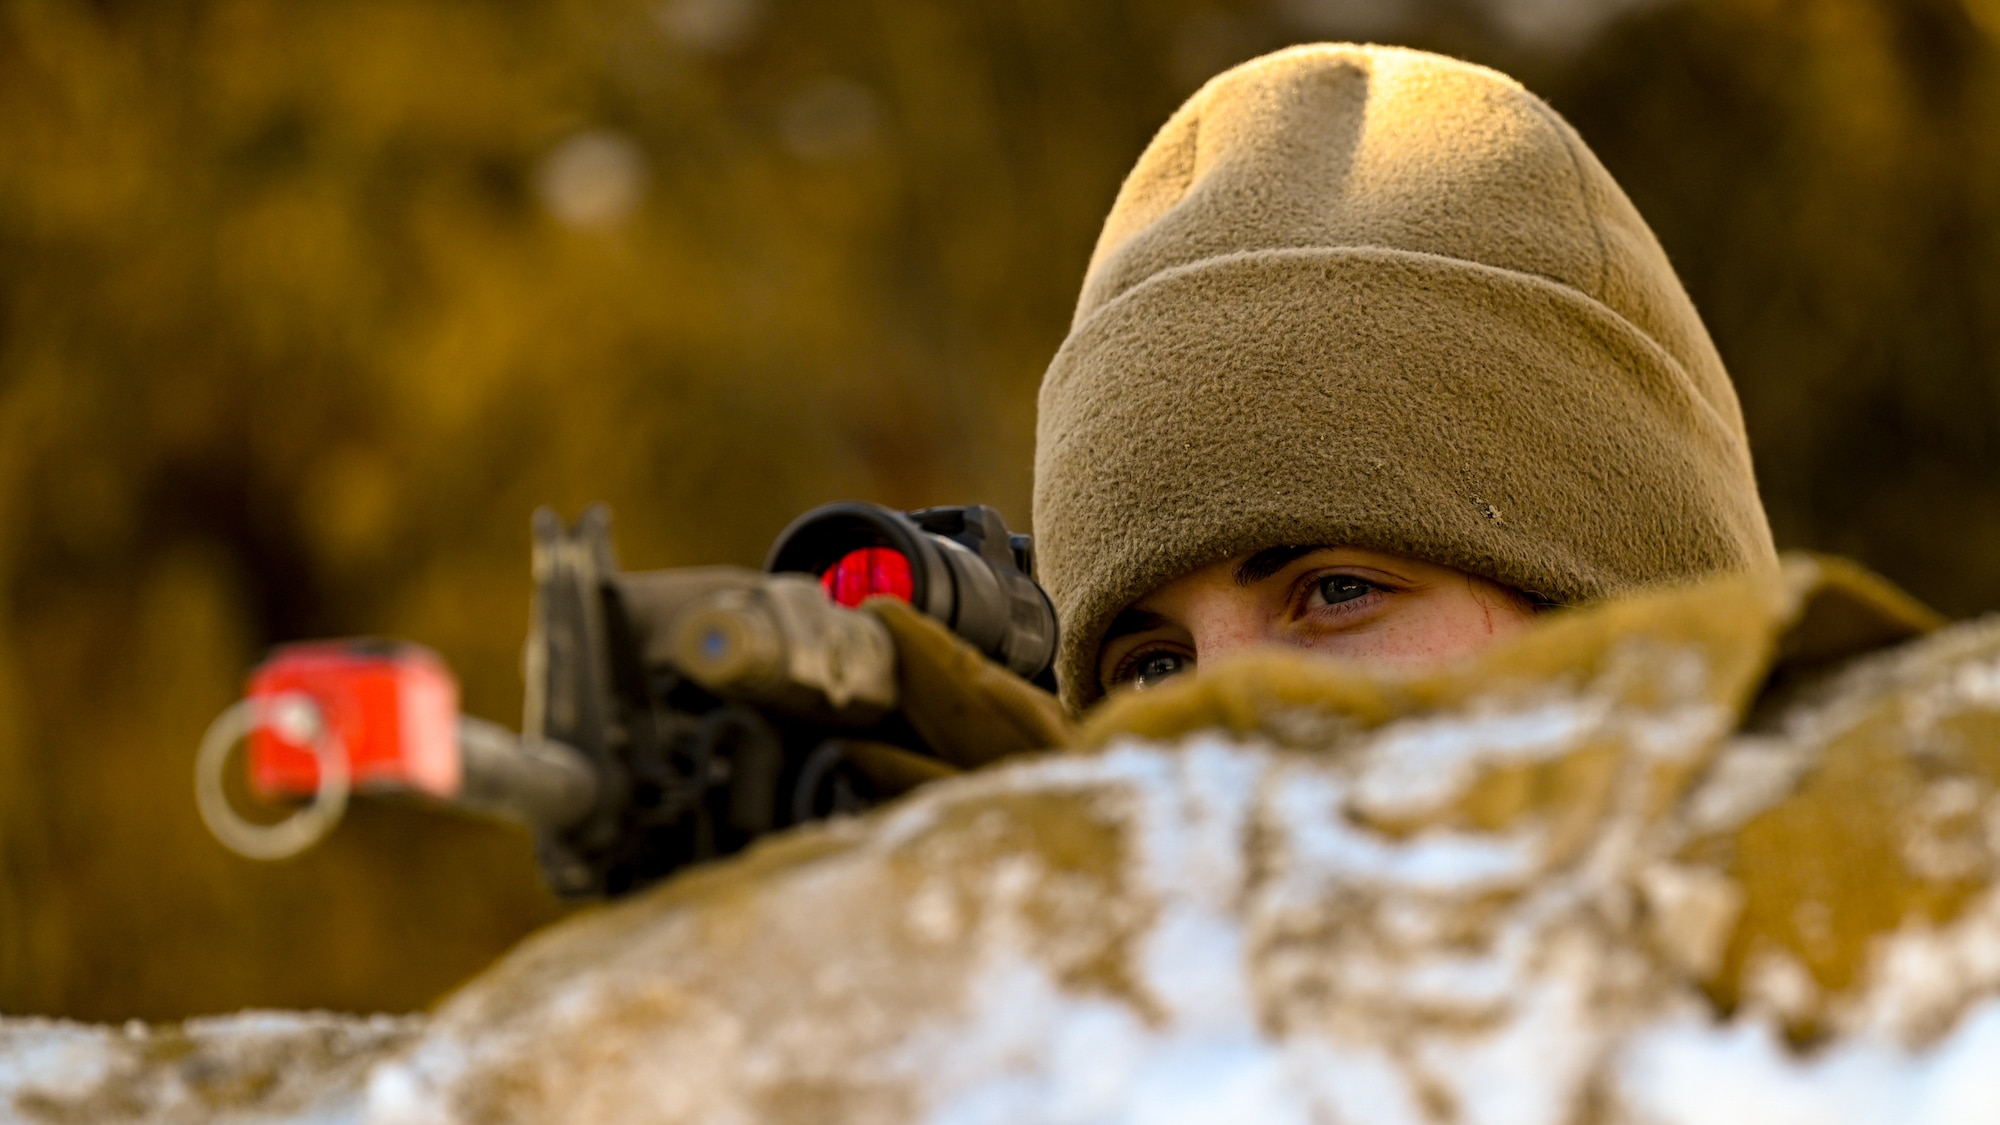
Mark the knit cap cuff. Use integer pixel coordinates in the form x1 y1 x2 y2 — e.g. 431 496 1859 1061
1034 247 1775 708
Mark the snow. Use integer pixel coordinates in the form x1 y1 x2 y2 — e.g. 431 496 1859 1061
0 1011 417 1125
0 1020 117 1103
1615 1001 2000 1125
903 955 1300 1125
893 732 1606 1125
1351 701 1607 818
1278 769 1547 892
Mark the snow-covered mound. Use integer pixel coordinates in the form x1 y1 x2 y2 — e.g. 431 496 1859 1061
10 559 2000 1124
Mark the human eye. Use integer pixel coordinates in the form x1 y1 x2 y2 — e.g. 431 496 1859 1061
1297 571 1390 618
1304 572 1384 608
1110 647 1194 691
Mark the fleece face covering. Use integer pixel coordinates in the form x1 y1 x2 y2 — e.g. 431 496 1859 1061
1032 43 1778 708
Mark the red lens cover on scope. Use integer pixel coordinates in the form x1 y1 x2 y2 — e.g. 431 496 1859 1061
820 547 915 608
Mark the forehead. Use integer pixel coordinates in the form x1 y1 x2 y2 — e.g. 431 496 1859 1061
1134 546 1315 606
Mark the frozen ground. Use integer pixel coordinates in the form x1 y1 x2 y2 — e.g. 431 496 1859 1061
0 1010 416 1124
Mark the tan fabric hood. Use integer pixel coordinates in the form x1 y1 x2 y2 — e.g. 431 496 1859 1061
1032 43 1778 708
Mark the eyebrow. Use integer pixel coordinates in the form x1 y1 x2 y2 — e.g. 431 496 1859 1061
1234 545 1320 587
1102 546 1324 652
1101 607 1173 645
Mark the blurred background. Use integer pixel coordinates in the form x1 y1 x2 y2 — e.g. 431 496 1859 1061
5 0 2000 1021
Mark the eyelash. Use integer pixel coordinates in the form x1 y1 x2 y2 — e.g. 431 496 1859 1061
1106 569 1395 686
1293 570 1391 620
1108 642 1193 688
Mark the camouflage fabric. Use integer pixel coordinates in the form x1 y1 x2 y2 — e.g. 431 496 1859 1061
865 596 1074 770
14 556 2000 1125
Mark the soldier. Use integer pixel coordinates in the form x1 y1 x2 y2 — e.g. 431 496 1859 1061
347 47 1997 1120
1028 44 1781 711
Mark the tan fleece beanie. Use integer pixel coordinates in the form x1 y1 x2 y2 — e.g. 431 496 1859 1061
1033 43 1778 708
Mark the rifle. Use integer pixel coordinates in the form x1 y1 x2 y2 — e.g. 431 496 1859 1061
194 502 1057 898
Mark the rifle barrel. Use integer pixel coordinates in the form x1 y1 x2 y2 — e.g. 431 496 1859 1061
455 716 600 831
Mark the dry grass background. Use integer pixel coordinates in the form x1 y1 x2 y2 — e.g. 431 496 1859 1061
3 0 2000 1019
